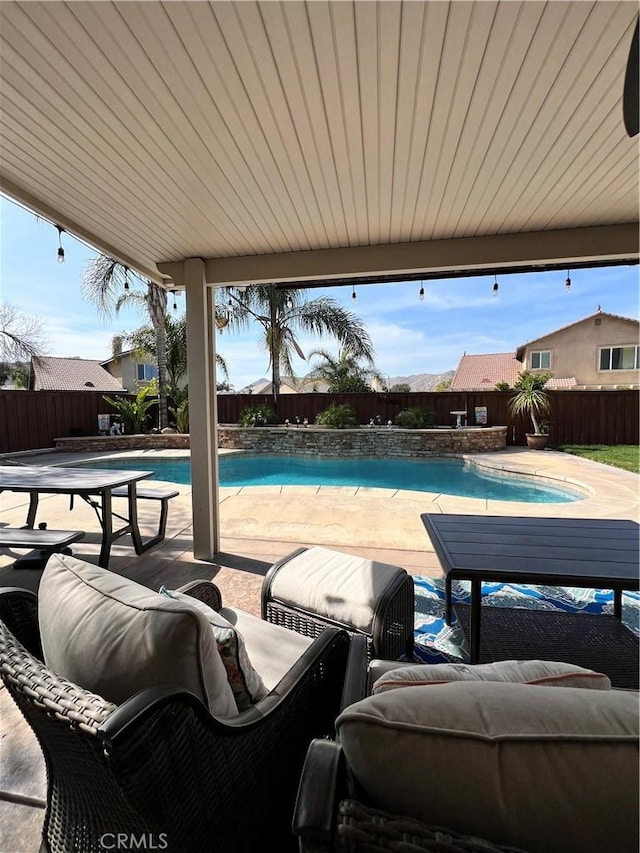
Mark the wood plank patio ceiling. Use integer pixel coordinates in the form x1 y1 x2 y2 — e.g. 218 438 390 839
0 0 637 285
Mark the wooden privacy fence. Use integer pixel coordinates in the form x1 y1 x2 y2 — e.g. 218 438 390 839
0 389 638 453
0 390 137 453
219 390 639 447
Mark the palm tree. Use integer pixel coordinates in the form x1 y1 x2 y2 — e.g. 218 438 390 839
306 348 383 392
220 285 376 398
81 257 169 428
125 313 229 405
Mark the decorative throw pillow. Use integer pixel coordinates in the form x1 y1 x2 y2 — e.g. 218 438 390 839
160 587 268 711
372 659 611 694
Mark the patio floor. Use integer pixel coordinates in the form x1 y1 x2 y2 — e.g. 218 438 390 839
1 446 638 851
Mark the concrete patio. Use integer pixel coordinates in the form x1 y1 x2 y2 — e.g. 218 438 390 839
1 446 638 851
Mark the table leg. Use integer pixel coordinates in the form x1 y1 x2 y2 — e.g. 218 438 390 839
445 574 453 625
98 490 114 568
26 492 39 528
613 589 622 620
127 484 144 554
469 578 482 665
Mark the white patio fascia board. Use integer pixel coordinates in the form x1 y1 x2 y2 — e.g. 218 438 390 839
157 224 639 288
0 177 167 287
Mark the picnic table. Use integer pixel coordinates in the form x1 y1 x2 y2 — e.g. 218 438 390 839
0 465 159 567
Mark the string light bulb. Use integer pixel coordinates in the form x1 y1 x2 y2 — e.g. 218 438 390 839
123 266 130 290
419 280 425 301
352 284 357 303
492 275 499 296
172 290 177 311
56 226 65 263
565 269 571 292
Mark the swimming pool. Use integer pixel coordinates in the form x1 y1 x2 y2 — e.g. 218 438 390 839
70 454 583 503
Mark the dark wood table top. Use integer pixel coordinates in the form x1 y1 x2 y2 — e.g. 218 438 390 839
421 513 640 587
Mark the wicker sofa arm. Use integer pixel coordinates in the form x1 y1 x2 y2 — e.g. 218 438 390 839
294 740 529 853
175 579 223 611
294 738 345 852
0 587 42 659
340 634 369 711
100 626 350 739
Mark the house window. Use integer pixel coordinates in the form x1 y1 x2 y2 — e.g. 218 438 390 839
599 346 639 371
530 350 551 369
136 363 157 381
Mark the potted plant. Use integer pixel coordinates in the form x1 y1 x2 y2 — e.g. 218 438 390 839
509 371 552 449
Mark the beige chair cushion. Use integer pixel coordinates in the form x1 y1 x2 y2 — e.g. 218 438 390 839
337 682 639 853
220 606 313 692
270 546 405 632
372 659 612 693
160 587 268 711
38 554 237 717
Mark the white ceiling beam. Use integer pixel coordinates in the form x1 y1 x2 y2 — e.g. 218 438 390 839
157 224 639 288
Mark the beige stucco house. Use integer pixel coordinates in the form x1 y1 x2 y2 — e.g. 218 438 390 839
101 349 158 394
515 311 639 389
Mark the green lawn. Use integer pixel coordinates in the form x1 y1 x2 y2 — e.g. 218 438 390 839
557 444 640 474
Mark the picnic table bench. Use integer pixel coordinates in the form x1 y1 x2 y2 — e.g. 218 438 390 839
110 485 180 551
0 528 85 570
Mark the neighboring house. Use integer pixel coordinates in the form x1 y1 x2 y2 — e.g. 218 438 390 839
101 349 157 393
240 376 331 394
31 356 126 392
515 310 639 389
450 353 522 391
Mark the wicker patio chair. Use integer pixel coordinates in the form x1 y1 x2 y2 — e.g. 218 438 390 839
293 636 639 853
0 584 350 853
293 638 524 853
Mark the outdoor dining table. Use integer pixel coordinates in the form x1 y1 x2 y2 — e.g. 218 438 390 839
0 465 155 568
421 513 640 665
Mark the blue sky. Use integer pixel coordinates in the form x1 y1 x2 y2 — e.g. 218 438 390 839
1 194 638 390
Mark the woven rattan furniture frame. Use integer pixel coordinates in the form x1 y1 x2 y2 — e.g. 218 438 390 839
454 603 640 689
0 583 350 853
261 547 415 660
293 637 526 853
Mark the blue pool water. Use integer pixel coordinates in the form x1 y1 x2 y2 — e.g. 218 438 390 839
71 455 583 503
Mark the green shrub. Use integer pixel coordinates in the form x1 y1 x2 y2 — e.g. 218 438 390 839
103 387 156 434
238 404 277 427
314 403 358 429
169 399 189 433
494 381 510 391
394 407 435 429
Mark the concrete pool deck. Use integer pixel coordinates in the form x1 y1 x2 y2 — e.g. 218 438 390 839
0 446 638 850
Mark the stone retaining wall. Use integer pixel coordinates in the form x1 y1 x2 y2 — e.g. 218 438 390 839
217 426 507 455
54 434 190 452
54 426 507 455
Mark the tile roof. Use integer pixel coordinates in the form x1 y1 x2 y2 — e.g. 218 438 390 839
450 353 522 391
545 376 577 389
32 357 127 392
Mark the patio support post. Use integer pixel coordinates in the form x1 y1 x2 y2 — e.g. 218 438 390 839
184 258 220 559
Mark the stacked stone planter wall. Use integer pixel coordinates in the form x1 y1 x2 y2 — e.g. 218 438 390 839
217 426 507 456
54 434 190 452
52 427 506 455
